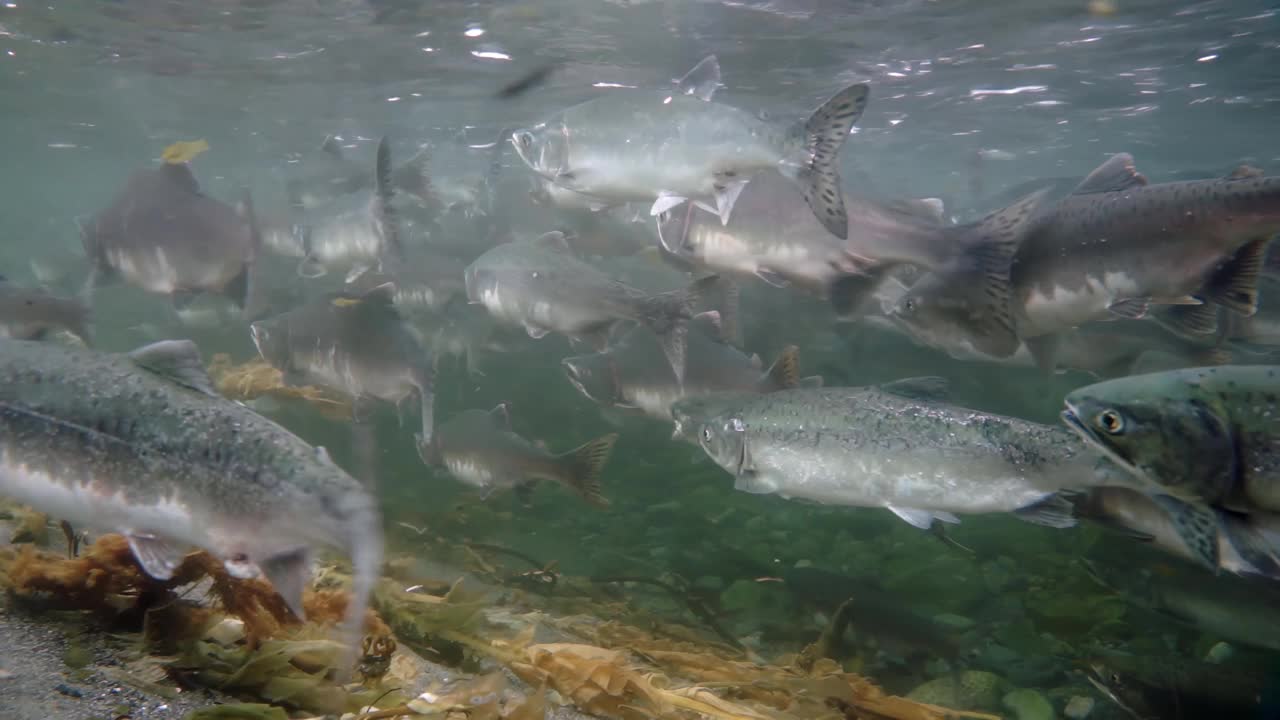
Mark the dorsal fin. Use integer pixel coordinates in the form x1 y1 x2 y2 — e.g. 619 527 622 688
760 345 801 391
360 280 398 304
489 403 512 431
532 230 572 253
691 310 724 341
1227 164 1263 180
748 352 763 370
878 375 950 402
315 446 335 465
1073 153 1148 194
128 340 217 396
320 134 344 159
675 55 721 101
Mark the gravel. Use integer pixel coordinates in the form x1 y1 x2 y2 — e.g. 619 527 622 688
0 606 227 720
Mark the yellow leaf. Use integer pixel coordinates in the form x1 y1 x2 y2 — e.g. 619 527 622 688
162 139 210 164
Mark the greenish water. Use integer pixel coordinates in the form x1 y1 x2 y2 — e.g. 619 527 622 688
1 1 1279 718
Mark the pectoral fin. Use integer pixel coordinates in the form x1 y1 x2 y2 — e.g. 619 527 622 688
125 532 188 581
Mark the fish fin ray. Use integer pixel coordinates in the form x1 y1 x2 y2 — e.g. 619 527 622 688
638 275 720 384
755 269 790 288
712 178 747 226
799 375 824 388
319 134 344 159
675 55 721 101
373 136 403 269
1157 301 1220 336
125 532 187 581
878 376 950 402
760 345 801 391
1150 494 1221 571
788 83 868 240
1013 494 1077 528
391 146 433 206
556 433 618 508
258 547 312 620
128 340 218 396
1201 236 1269 317
488 402 512 431
691 310 724 341
1072 153 1148 194
651 192 689 218
532 230 573 253
886 505 951 529
1107 297 1151 320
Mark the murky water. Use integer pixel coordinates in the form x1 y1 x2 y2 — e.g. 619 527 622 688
0 1 1279 718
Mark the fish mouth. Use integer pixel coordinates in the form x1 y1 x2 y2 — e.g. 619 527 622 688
561 359 601 403
249 322 268 356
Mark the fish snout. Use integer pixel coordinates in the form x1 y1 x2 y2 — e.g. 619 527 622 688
510 129 538 167
560 357 598 402
464 266 495 304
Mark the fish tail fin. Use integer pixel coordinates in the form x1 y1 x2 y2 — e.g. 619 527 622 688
373 137 403 269
416 375 436 451
231 188 267 320
1201 236 1269 317
784 83 869 240
758 344 801 391
712 275 743 346
334 505 385 683
555 433 617 508
638 274 720 384
392 146 433 207
934 188 1049 358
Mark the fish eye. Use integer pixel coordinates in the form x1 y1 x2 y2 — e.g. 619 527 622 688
701 426 713 444
1096 409 1125 434
513 131 534 149
902 298 917 313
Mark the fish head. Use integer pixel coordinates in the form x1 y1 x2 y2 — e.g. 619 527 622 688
671 394 731 444
1062 376 1235 499
697 413 751 477
561 353 620 407
888 275 995 358
249 316 291 369
510 122 570 183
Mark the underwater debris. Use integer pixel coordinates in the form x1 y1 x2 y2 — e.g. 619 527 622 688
7 505 49 546
162 139 211 164
591 574 743 653
208 354 353 420
358 634 398 684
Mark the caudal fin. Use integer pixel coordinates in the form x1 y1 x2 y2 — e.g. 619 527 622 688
334 504 385 683
788 83 869 240
932 188 1049 359
373 137 403 270
234 188 267 321
555 433 618 508
637 274 720 384
391 146 433 207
